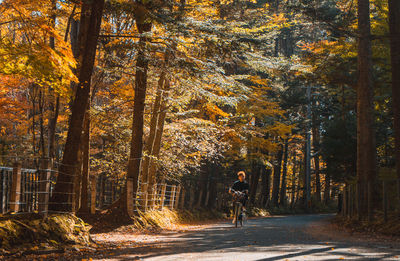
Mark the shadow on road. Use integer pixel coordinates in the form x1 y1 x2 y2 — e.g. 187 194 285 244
74 214 400 260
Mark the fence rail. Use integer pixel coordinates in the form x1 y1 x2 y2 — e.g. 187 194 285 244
0 162 186 215
339 179 400 222
1 159 344 216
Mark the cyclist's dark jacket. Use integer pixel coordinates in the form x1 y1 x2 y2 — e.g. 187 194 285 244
231 180 249 194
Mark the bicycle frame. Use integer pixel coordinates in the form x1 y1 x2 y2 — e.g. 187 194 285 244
233 201 243 228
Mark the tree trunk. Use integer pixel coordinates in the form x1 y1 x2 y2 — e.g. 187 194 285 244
147 79 170 188
258 166 266 207
280 140 289 206
388 0 400 212
324 172 331 204
47 0 59 160
47 95 60 159
290 154 297 208
272 145 283 207
265 168 272 207
78 108 90 214
249 165 261 205
356 0 377 220
38 89 47 157
49 0 104 212
140 72 165 188
124 11 152 214
312 111 321 202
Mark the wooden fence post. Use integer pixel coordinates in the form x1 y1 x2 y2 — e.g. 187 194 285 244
1 168 7 213
175 185 181 210
170 185 176 209
90 175 97 214
383 180 388 223
10 162 22 212
160 183 167 209
38 160 51 215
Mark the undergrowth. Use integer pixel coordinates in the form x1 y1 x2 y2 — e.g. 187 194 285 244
333 211 400 237
0 213 93 254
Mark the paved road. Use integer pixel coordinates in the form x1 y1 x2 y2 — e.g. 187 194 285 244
93 214 400 261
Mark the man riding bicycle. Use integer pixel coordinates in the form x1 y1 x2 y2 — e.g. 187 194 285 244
229 171 249 224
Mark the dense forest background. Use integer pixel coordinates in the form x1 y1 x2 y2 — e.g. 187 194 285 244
0 0 399 220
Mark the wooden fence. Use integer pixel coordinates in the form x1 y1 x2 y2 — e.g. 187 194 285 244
0 161 55 214
0 162 187 215
339 179 400 222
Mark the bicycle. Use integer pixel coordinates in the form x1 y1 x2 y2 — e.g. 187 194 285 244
231 189 246 228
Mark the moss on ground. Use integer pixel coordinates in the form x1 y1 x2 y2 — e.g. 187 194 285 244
0 213 93 254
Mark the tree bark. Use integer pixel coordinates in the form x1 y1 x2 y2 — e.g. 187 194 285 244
280 140 289 206
249 165 261 205
124 9 152 214
272 145 283 207
356 0 377 220
47 0 59 160
49 0 104 212
140 72 165 206
312 110 321 202
147 79 170 187
388 0 400 212
78 107 90 213
290 154 297 208
324 172 331 204
264 168 272 207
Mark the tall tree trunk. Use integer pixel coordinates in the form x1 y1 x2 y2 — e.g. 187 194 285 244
356 0 377 220
264 168 272 207
290 154 297 208
249 164 261 205
272 145 283 207
47 0 60 160
280 140 289 206
124 9 152 214
38 89 47 157
47 95 60 159
312 110 321 202
258 166 266 207
78 107 90 214
147 79 170 188
197 160 209 208
140 72 165 205
49 0 104 212
324 172 331 204
388 0 400 212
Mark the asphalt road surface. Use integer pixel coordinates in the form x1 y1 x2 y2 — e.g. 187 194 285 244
92 214 400 260
130 215 400 261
